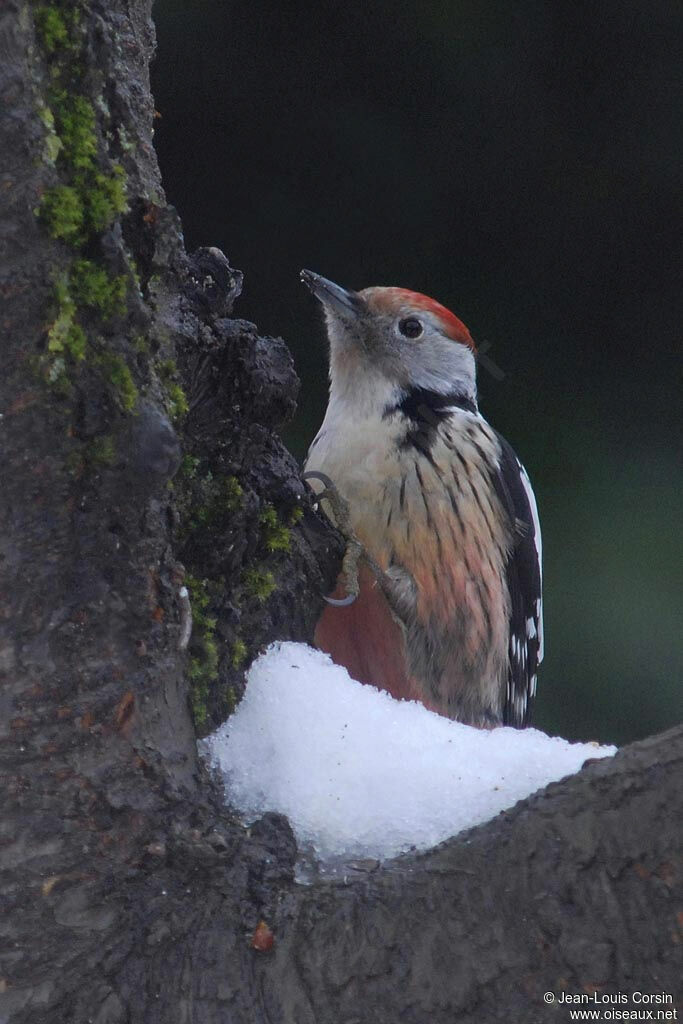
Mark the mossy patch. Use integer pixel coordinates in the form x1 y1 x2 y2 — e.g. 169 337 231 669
183 472 243 533
39 184 84 244
53 92 97 170
96 352 138 412
47 276 86 362
71 259 127 319
223 685 237 716
242 567 276 603
43 264 133 399
37 104 62 163
180 454 200 480
132 334 149 355
39 166 127 244
157 359 189 422
34 5 77 55
231 637 248 669
167 382 189 421
86 166 127 233
259 504 291 553
185 575 220 731
34 0 138 419
34 18 129 245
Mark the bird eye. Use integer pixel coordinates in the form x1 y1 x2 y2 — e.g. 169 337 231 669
398 316 423 339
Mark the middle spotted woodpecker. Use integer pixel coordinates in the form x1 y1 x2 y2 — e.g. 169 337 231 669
301 270 544 728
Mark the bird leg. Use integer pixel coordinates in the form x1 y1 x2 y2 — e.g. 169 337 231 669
301 471 365 607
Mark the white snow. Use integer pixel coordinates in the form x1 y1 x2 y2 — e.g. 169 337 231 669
203 642 616 869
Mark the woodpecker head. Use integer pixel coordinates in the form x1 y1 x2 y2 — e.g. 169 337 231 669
301 269 477 413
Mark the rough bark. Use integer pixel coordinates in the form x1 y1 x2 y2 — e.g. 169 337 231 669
0 2 680 1022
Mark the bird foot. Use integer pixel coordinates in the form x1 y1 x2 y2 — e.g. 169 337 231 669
302 471 363 606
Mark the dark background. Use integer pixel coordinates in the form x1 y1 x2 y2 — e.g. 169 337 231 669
151 0 681 745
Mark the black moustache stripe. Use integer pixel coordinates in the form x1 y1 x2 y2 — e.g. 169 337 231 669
384 387 478 452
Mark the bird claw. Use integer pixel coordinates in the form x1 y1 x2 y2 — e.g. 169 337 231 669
324 592 358 607
301 471 353 533
302 470 360 606
301 470 335 490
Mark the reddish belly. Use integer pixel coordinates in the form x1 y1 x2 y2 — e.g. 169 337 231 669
314 563 428 706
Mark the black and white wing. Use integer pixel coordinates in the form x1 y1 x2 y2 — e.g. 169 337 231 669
493 434 544 727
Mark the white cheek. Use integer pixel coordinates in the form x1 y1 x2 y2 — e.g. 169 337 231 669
406 339 477 395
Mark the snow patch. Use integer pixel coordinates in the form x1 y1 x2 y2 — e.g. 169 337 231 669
203 642 616 869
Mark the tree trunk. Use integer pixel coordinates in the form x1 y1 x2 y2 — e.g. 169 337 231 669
0 2 680 1022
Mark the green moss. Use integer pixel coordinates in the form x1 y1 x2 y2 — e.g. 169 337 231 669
86 166 127 231
260 504 291 553
34 2 128 247
71 259 126 319
56 94 97 170
185 574 221 731
219 475 243 511
64 322 85 359
157 359 188 422
289 505 304 525
224 686 237 716
231 637 248 669
43 265 137 405
97 352 138 412
36 132 127 243
47 275 86 366
158 359 179 379
193 632 218 679
38 169 128 245
167 382 188 421
64 435 116 475
38 104 62 163
132 334 149 355
109 356 137 412
33 13 139 416
243 567 276 603
180 454 200 479
38 94 117 240
34 5 71 54
190 678 209 732
38 184 84 243
48 307 86 361
187 473 244 532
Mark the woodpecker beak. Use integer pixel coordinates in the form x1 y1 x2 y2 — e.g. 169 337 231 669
300 270 364 318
